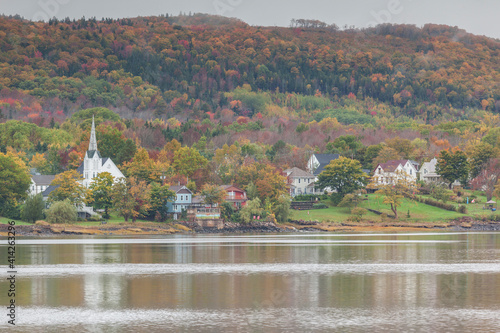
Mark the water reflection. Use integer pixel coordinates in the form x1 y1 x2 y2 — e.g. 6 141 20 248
0 232 499 332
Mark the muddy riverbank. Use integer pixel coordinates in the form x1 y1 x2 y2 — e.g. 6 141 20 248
1 218 499 237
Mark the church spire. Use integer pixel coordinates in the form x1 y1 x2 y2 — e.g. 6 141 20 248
88 115 98 152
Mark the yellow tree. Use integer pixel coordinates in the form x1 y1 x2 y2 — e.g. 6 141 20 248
49 170 87 206
123 148 169 184
0 152 31 212
372 171 418 219
30 153 51 174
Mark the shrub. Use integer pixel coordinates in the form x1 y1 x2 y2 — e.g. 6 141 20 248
22 194 45 223
87 215 102 222
45 199 77 224
0 199 22 220
313 203 328 209
351 207 367 218
457 205 467 214
415 196 457 212
330 193 343 206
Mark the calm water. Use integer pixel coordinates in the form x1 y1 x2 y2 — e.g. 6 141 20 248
1 232 500 332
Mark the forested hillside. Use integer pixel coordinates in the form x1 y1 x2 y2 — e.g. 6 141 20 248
0 13 498 124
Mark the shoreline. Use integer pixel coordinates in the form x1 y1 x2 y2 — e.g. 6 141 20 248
1 218 500 237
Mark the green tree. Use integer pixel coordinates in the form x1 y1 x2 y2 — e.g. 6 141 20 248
245 181 258 200
22 194 45 223
437 149 469 188
111 177 151 222
147 182 175 221
272 195 291 222
467 142 497 179
316 157 368 200
172 146 208 178
200 184 226 206
326 135 363 158
0 152 30 216
46 199 77 224
239 197 264 223
49 170 87 206
86 172 114 218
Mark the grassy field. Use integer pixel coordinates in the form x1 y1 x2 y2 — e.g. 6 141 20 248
291 193 499 223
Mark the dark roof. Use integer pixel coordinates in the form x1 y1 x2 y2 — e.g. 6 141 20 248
31 175 56 185
76 163 84 175
313 154 340 175
42 185 59 196
102 157 109 164
86 150 101 159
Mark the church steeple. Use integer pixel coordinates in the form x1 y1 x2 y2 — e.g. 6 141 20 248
88 115 98 152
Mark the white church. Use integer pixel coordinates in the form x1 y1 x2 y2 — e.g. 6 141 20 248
37 116 124 217
77 115 124 187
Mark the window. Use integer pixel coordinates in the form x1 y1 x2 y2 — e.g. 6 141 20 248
180 195 183 201
298 178 301 184
378 168 381 174
410 169 412 175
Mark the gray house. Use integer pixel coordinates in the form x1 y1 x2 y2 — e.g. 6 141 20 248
167 185 193 219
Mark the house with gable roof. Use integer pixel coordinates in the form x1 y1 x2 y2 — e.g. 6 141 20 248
284 167 317 196
167 185 193 217
307 153 341 177
372 159 418 186
29 175 56 196
219 185 247 209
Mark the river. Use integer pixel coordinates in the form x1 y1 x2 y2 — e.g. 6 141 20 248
1 232 500 332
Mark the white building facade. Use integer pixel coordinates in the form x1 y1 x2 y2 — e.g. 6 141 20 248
79 116 125 187
373 160 418 186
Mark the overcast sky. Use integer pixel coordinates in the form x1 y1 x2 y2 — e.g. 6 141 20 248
2 0 499 39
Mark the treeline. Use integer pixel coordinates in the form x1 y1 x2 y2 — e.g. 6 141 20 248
0 14 498 123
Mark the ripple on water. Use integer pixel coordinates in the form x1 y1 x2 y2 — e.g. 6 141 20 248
14 262 500 277
5 307 500 333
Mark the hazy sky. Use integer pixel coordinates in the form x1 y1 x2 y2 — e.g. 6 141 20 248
2 0 499 39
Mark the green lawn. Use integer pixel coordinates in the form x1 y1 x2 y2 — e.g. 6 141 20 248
0 217 32 225
291 193 498 223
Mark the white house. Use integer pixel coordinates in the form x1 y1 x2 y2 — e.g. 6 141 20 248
29 175 55 196
420 157 460 186
420 158 441 183
307 153 340 177
373 160 418 186
284 167 317 196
